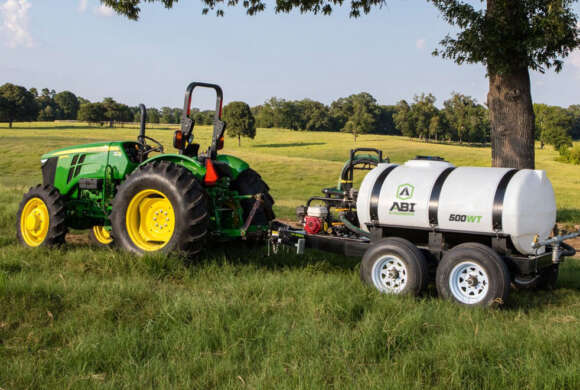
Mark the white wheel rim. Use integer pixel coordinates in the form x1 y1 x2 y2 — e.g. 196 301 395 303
371 255 408 294
449 261 489 304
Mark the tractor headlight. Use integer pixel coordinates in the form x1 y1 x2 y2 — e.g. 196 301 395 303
40 159 47 165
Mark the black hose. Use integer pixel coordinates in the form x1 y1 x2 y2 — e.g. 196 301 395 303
560 242 576 258
339 214 370 238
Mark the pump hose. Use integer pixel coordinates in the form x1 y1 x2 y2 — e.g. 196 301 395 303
339 213 370 238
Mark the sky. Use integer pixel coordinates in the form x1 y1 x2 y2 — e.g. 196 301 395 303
1 0 580 110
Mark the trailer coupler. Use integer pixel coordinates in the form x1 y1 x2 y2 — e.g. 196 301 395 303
268 221 370 257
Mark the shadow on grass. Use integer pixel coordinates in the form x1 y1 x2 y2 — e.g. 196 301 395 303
557 208 580 225
204 240 359 271
253 142 326 148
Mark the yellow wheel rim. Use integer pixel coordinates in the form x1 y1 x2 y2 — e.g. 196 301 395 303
92 226 113 245
126 189 175 252
20 197 50 247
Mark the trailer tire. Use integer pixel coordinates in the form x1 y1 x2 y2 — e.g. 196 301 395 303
436 245 510 307
360 237 428 296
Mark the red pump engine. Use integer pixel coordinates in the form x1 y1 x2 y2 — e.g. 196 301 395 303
303 206 328 235
304 216 323 235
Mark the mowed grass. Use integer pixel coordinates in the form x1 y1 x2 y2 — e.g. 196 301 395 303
1 122 580 389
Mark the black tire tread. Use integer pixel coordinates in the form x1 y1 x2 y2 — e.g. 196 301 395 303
436 244 511 307
16 184 67 247
111 161 209 256
231 168 275 225
360 237 429 296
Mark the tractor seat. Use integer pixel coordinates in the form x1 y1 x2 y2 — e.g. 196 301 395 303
322 187 347 196
183 143 200 157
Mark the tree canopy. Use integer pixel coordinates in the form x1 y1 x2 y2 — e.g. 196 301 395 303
0 83 38 128
101 0 385 19
429 0 580 74
223 101 256 146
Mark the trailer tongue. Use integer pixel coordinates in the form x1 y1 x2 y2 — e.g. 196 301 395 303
269 148 578 307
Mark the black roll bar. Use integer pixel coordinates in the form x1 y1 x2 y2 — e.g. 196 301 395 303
180 82 226 160
138 103 147 146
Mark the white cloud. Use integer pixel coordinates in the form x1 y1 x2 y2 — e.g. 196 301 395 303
416 38 426 50
78 0 88 13
94 4 114 17
0 0 33 48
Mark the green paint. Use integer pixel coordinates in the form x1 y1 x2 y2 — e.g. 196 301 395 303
40 139 262 236
389 211 414 216
140 154 205 180
396 183 415 200
217 154 249 180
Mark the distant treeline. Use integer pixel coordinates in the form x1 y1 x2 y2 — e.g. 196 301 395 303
1 82 580 149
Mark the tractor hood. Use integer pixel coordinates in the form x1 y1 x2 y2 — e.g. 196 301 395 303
41 142 121 160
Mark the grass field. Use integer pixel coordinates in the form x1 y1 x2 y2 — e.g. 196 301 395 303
1 122 579 389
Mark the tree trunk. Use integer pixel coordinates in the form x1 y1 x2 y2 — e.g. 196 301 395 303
238 135 241 147
487 66 535 169
9 119 13 128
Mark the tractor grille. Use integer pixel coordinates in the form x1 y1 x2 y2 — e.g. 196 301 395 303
67 154 86 184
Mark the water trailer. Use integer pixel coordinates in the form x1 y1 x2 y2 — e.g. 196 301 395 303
270 149 579 306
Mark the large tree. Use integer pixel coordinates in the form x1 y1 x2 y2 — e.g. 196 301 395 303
103 0 579 168
0 83 38 128
54 91 80 120
443 93 489 144
534 103 573 150
223 101 256 146
429 0 579 168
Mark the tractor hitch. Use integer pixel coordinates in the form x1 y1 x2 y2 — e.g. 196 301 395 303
240 194 263 238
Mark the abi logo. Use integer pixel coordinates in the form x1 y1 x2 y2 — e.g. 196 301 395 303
390 184 416 215
396 184 414 200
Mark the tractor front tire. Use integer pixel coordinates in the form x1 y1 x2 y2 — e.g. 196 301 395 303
232 168 275 226
16 184 67 248
89 226 114 247
111 161 209 257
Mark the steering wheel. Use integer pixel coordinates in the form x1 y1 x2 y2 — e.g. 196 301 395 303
141 136 164 154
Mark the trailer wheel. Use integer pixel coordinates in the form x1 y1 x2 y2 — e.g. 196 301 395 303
360 237 428 296
436 245 510 307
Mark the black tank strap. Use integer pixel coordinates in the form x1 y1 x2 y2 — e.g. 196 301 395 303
369 165 398 222
492 169 519 231
428 167 456 226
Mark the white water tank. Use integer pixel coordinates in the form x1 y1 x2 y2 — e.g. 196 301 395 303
356 158 556 255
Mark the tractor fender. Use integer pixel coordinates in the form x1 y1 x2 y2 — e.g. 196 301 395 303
140 154 205 181
216 154 249 180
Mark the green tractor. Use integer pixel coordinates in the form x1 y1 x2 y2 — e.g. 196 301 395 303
16 82 275 256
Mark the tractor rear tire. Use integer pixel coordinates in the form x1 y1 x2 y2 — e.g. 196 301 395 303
16 184 67 247
111 161 209 257
232 168 275 226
